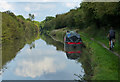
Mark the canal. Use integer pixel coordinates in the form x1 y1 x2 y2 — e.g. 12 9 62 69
0 35 86 80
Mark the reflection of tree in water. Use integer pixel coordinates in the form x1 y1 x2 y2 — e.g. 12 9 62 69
41 34 83 60
76 48 93 80
64 42 92 81
41 34 64 51
41 34 93 80
65 45 93 80
29 42 35 49
2 33 39 69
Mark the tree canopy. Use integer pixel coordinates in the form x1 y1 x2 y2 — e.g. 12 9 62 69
41 2 120 31
29 13 35 21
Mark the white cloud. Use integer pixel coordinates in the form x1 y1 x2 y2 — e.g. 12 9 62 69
0 0 82 2
34 13 38 17
15 57 66 78
23 3 56 13
0 1 14 11
0 2 81 21
1 0 118 3
14 40 66 78
65 3 80 8
25 6 31 12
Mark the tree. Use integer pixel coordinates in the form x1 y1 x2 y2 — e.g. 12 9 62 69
45 16 54 21
4 10 16 18
29 13 35 21
17 15 25 20
31 14 35 21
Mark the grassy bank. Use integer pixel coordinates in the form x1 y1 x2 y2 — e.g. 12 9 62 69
1 11 40 69
82 27 120 55
49 28 119 80
2 11 39 42
79 32 119 80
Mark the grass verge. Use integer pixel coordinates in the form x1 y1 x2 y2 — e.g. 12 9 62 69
50 28 119 80
79 31 119 80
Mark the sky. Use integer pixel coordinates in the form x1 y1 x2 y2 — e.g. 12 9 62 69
1 0 118 21
0 0 83 21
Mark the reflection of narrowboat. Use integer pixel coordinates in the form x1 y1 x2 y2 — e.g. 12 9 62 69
66 51 81 60
64 44 82 60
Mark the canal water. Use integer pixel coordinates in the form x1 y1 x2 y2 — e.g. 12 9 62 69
0 35 85 80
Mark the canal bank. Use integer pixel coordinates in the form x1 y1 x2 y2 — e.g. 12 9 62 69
48 28 119 80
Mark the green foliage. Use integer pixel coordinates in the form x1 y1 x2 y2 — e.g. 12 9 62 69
3 10 16 19
49 28 66 42
49 28 119 80
26 18 31 21
41 2 120 55
33 21 40 27
39 2 120 80
2 11 39 42
40 34 64 51
2 11 40 68
45 16 54 21
29 13 35 21
17 15 25 20
80 32 119 80
41 2 120 31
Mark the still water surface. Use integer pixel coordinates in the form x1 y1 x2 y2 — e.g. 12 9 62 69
1 37 84 80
